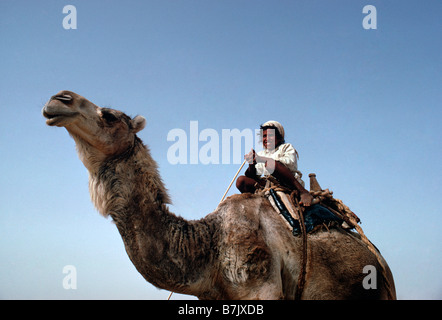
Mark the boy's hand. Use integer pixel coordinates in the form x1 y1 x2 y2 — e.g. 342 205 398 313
245 149 257 164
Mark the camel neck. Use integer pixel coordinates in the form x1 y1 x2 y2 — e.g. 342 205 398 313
88 138 215 295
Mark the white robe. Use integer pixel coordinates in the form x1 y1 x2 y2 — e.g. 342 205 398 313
255 143 305 187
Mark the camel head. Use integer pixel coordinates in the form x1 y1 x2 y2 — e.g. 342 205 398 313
42 90 146 170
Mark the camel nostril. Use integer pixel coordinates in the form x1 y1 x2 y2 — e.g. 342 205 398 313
52 94 73 103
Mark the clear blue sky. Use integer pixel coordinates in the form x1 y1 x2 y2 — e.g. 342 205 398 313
1 0 441 299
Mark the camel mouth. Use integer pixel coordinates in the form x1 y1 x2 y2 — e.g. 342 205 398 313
42 108 79 127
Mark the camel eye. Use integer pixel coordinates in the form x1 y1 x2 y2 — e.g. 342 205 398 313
102 110 118 123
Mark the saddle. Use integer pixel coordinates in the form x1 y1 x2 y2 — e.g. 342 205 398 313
257 174 361 236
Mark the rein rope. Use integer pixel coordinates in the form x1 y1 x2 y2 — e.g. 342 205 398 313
290 192 308 300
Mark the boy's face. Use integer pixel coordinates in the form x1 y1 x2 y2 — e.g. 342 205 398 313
262 128 280 150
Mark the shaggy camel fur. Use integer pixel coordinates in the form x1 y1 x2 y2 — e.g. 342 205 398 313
42 90 396 299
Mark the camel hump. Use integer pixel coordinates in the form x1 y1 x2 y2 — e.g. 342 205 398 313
219 192 263 204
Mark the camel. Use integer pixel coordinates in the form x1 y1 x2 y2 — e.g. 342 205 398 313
42 90 396 299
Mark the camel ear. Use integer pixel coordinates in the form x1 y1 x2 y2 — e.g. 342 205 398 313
131 115 146 133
